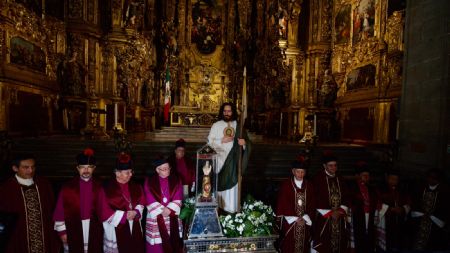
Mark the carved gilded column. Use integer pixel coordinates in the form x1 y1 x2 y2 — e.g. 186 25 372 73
286 50 300 105
286 4 301 106
0 85 7 131
177 0 186 46
238 0 250 30
373 101 391 144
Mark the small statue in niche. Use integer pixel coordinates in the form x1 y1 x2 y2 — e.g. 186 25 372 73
119 82 129 104
201 161 212 201
123 0 140 28
57 51 87 97
277 8 288 38
319 69 337 107
140 81 149 107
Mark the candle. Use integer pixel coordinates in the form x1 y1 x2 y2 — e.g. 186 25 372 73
114 103 118 125
313 114 317 136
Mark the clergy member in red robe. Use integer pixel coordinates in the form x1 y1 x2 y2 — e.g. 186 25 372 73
167 138 195 198
145 158 183 253
276 156 315 253
98 152 145 253
348 161 379 253
411 168 450 251
312 152 350 253
377 169 410 252
53 148 103 253
0 153 60 253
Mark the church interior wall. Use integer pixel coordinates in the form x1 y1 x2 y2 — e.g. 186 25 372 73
0 0 448 176
0 0 440 153
0 0 405 141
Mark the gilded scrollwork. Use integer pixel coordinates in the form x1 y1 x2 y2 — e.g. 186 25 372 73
289 0 303 21
349 38 379 67
321 0 332 41
380 55 402 97
384 11 404 53
113 35 153 105
0 28 5 62
68 0 83 19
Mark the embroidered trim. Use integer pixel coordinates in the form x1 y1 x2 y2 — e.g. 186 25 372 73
414 189 437 250
291 179 307 252
21 185 45 253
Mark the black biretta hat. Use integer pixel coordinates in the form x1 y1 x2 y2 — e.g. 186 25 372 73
291 155 310 170
116 152 133 171
76 148 96 166
355 161 370 174
322 150 338 164
175 138 186 148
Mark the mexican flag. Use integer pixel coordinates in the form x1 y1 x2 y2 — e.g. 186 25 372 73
163 67 171 122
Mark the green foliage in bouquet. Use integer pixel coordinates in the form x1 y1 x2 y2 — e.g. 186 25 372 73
179 197 195 222
219 195 275 237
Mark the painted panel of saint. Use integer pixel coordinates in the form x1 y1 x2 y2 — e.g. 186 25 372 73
334 5 351 44
191 0 222 54
352 0 376 44
10 37 46 73
346 64 376 91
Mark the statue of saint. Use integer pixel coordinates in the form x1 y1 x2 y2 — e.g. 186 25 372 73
57 51 87 97
320 69 337 107
201 161 212 200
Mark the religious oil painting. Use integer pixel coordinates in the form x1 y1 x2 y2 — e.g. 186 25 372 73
10 37 46 73
191 0 223 54
334 5 351 44
346 64 376 91
352 0 376 44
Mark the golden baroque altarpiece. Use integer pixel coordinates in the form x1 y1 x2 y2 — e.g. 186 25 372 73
0 0 405 143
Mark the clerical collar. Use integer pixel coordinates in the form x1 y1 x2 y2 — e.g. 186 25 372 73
325 169 335 177
80 177 91 182
429 184 439 191
294 178 303 188
15 174 34 186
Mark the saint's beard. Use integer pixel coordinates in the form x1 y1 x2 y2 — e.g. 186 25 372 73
223 115 232 122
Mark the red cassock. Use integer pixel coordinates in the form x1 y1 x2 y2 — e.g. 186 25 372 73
378 185 411 251
168 155 196 190
311 170 350 253
54 177 103 253
99 180 146 253
348 181 379 253
276 178 315 253
0 176 61 253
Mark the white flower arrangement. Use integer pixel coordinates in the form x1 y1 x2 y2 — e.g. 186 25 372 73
219 197 275 237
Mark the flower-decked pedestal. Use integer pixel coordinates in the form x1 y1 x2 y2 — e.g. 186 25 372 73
185 235 278 252
183 196 278 252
